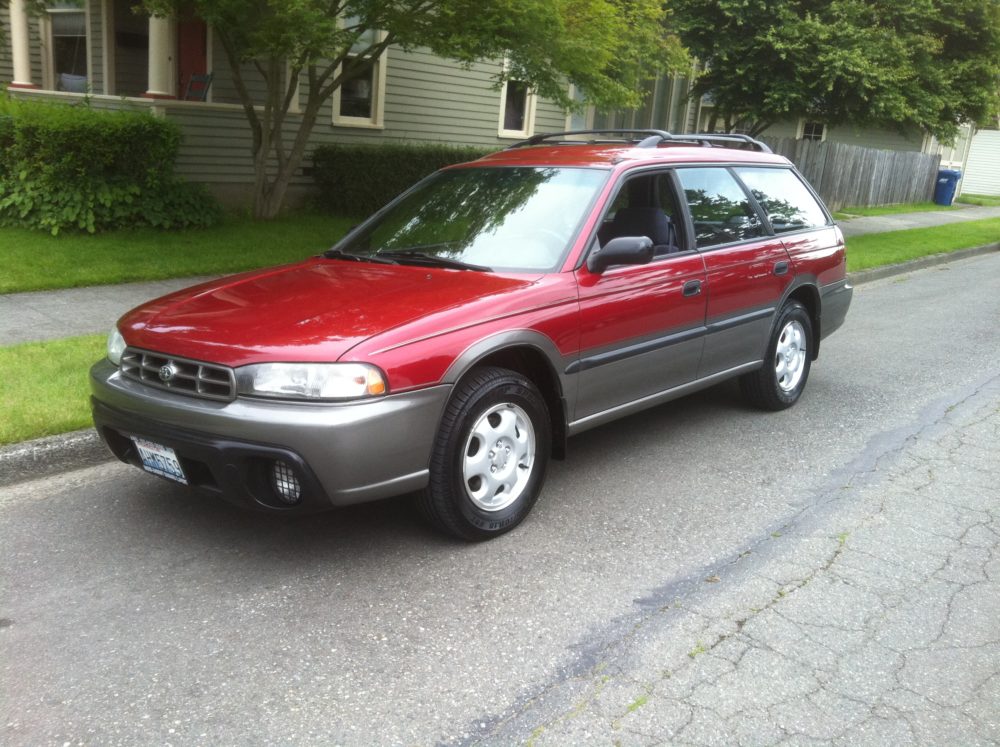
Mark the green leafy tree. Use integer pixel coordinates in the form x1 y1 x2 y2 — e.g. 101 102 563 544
142 0 686 219
671 0 1000 141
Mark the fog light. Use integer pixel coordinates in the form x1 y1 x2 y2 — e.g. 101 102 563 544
272 460 302 504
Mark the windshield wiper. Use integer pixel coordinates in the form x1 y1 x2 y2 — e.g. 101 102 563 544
375 249 491 272
322 248 397 265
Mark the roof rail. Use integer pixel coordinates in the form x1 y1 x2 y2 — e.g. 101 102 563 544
506 129 673 149
669 132 773 153
507 129 772 153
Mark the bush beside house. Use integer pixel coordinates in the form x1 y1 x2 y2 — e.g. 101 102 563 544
0 96 220 234
312 143 495 217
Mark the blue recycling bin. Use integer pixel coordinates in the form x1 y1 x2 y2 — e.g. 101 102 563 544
933 169 962 206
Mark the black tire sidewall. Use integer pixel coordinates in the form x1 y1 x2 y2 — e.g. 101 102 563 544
443 374 550 536
767 302 812 406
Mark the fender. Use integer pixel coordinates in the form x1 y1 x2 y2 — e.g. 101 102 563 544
442 329 576 460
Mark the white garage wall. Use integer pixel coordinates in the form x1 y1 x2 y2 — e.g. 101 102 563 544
961 130 1000 196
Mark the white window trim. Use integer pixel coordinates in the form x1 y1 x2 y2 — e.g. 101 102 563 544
331 30 388 129
796 118 828 142
498 78 537 139
41 5 91 93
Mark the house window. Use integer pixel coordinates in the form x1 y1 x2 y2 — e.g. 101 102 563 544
564 84 594 131
339 58 375 119
499 78 536 138
332 20 387 128
800 120 827 142
48 4 88 92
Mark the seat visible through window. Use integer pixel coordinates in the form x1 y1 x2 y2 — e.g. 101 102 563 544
597 173 682 255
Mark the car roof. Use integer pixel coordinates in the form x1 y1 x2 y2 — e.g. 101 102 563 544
448 130 790 171
471 143 790 170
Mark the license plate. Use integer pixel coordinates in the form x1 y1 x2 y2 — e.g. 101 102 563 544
131 437 188 485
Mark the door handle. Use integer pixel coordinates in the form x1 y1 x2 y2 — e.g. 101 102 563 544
683 280 702 297
774 261 789 276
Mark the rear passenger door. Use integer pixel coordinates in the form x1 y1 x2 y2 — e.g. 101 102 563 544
676 167 792 377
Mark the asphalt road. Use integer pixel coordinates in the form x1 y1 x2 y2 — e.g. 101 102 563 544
3 254 999 745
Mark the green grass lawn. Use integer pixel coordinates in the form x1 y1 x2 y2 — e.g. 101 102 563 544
847 217 1000 272
833 201 954 220
0 212 356 294
0 334 104 445
957 193 1000 207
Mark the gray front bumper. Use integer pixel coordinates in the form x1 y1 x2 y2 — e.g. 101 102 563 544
90 359 451 508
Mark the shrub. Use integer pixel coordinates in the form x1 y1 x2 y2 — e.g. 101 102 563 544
0 96 220 234
312 142 495 216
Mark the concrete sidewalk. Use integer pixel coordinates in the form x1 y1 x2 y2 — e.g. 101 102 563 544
838 203 1000 236
0 275 217 346
2 204 999 347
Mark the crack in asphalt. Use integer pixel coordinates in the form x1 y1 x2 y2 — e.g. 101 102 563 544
452 372 1000 745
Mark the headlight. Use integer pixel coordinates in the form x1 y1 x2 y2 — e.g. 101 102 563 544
235 362 387 401
107 327 126 366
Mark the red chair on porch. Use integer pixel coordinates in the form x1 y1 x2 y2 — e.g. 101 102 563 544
183 72 213 101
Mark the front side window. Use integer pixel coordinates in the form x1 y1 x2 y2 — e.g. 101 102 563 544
338 167 609 272
48 4 88 92
596 172 684 256
735 167 829 234
677 168 764 248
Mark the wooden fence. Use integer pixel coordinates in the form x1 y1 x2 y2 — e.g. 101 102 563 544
760 137 942 210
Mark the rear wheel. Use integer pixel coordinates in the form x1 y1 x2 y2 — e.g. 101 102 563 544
740 300 812 410
418 367 550 541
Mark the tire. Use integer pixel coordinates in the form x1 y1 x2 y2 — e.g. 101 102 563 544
418 366 551 541
740 300 813 411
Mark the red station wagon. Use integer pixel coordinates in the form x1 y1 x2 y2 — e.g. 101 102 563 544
90 130 853 540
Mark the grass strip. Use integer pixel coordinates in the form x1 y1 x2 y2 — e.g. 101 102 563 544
0 213 355 294
957 193 1000 207
0 335 104 445
834 201 954 219
847 217 1000 272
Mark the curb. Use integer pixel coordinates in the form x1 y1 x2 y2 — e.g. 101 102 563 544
0 428 112 488
848 241 1000 285
3 241 999 488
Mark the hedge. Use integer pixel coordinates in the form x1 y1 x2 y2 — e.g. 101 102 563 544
0 96 220 234
312 142 495 216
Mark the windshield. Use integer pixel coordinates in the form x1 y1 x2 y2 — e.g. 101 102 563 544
334 166 609 272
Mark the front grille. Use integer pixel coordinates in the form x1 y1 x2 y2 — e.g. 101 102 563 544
120 347 236 402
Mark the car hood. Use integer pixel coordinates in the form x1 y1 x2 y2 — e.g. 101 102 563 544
119 258 535 367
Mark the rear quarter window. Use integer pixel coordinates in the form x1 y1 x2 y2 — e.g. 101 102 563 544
735 167 830 234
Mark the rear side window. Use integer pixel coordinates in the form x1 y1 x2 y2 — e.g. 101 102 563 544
735 167 829 234
677 168 764 249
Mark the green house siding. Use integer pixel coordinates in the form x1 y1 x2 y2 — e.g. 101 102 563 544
0 8 11 83
87 0 104 94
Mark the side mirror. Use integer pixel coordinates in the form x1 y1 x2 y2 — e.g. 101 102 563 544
587 236 654 273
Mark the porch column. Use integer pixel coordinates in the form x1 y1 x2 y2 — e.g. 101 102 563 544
144 15 176 98
8 0 37 88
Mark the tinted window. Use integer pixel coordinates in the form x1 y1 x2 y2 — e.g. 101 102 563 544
735 167 829 233
677 168 764 248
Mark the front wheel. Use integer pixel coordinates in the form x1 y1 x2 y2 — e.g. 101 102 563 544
740 301 813 410
418 367 551 541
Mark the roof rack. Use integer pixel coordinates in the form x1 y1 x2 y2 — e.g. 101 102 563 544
506 129 672 149
506 129 772 154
